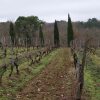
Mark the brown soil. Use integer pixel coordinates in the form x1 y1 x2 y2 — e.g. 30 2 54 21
16 48 76 100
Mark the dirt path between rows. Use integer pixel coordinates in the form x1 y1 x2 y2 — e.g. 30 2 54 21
16 48 76 100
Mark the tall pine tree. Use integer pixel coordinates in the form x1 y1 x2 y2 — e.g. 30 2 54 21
9 22 16 46
54 20 60 47
39 25 44 47
67 14 74 47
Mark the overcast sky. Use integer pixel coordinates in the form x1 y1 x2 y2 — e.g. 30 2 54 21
0 0 100 22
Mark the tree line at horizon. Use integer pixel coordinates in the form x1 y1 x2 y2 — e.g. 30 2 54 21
8 14 74 48
5 15 100 48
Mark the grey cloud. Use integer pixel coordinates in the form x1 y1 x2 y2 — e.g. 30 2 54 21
0 0 100 22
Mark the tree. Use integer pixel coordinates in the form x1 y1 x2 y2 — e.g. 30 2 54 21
54 20 60 47
15 16 42 46
79 18 100 28
15 16 42 36
39 25 44 47
67 14 74 47
9 22 16 46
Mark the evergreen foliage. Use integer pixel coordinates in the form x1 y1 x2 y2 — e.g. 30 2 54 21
9 22 15 46
67 14 74 47
54 20 60 47
80 18 100 28
39 25 44 47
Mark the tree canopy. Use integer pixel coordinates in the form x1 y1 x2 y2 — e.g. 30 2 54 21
54 20 60 47
15 16 42 37
9 22 16 46
79 18 100 28
67 14 74 47
39 25 44 47
15 16 42 46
